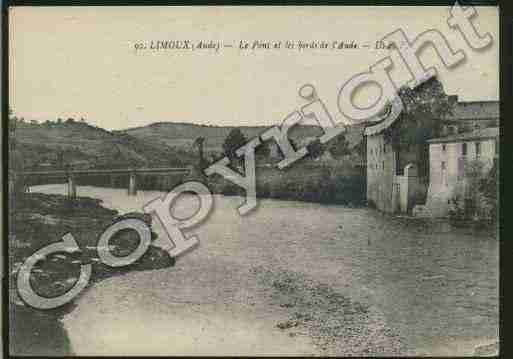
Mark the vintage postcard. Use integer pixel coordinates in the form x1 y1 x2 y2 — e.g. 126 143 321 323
7 5 499 356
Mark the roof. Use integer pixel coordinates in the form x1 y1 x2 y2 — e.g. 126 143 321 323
427 127 499 144
443 101 499 121
364 100 499 137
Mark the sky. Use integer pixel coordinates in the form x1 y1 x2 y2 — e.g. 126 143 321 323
9 6 499 130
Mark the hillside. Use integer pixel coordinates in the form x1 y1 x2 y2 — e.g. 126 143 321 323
10 119 365 172
119 121 365 157
11 120 196 170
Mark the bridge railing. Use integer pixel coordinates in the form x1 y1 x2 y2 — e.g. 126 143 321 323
19 167 193 198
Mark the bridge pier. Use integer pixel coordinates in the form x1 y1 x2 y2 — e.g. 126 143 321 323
67 174 77 199
128 172 137 196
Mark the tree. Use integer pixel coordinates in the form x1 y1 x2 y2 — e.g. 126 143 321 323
383 77 453 178
66 118 75 124
209 151 224 164
8 108 17 135
222 128 247 161
57 148 65 169
449 160 496 221
8 107 27 195
255 140 271 160
327 134 351 159
193 136 208 169
479 160 498 220
305 138 326 160
8 108 17 147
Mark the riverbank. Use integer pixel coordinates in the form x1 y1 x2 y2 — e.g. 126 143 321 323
211 162 366 206
27 185 498 356
9 192 174 355
50 161 366 207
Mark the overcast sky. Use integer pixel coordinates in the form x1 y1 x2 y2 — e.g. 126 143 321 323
9 6 499 130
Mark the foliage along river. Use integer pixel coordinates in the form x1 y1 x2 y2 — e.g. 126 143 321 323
31 184 498 356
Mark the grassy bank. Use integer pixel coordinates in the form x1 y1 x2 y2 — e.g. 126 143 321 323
209 161 366 207
9 192 175 356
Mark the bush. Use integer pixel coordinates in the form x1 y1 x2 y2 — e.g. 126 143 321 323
480 160 498 220
448 160 497 222
367 199 377 209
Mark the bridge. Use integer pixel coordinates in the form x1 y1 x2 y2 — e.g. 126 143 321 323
17 167 193 198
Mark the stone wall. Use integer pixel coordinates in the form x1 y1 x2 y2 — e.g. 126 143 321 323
366 134 396 213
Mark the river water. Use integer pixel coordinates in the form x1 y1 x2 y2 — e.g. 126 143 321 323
31 184 499 356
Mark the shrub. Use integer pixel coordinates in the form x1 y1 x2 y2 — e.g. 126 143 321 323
448 160 497 221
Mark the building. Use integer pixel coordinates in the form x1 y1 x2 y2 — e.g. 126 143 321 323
365 125 424 213
417 127 499 217
364 99 499 215
439 99 499 136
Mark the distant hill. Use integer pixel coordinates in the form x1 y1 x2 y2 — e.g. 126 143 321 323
11 119 365 171
119 121 365 158
12 120 196 170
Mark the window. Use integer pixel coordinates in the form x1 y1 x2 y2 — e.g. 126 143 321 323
462 143 467 156
475 142 481 157
441 161 446 170
495 140 498 155
383 144 386 154
382 161 385 170
442 144 446 152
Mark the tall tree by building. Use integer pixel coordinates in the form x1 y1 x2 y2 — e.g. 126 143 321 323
222 128 247 161
383 77 453 178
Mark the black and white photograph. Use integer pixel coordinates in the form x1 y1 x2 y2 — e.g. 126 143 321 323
6 5 500 356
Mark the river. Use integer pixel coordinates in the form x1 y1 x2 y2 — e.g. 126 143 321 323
31 184 499 356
